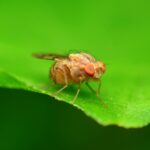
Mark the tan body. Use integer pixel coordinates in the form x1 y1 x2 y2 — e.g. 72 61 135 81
51 53 105 85
50 54 89 84
33 52 105 104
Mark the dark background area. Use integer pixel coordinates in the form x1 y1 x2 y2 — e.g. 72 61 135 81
0 88 150 150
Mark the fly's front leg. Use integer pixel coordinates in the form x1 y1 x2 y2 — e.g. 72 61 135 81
96 79 101 97
52 67 68 96
86 80 101 97
86 82 96 94
86 81 107 108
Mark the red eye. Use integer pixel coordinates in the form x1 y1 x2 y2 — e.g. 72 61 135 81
84 63 95 76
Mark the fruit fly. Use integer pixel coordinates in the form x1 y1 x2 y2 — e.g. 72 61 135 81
33 52 106 104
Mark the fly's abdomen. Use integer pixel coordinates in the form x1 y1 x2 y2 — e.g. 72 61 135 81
50 63 72 85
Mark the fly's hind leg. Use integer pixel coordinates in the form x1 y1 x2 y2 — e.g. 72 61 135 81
52 67 68 96
72 83 81 104
52 84 68 96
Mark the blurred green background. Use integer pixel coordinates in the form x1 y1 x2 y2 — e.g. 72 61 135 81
0 0 150 149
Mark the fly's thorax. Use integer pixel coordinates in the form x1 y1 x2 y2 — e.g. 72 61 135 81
66 61 87 83
80 53 96 62
69 53 96 64
67 53 96 83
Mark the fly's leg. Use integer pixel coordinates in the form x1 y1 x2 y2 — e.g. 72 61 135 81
52 67 68 96
86 81 107 108
86 80 101 97
72 83 81 104
96 79 101 97
86 82 96 94
52 84 68 96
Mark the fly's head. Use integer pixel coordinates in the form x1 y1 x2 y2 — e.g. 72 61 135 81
84 61 106 80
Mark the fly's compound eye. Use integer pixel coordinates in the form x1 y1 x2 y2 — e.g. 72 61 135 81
84 63 95 76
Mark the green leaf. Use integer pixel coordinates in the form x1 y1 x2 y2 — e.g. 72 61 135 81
0 1 150 128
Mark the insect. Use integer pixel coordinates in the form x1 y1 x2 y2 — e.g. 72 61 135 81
33 52 106 104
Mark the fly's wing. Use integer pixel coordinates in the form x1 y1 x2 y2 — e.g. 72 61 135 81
32 53 67 60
